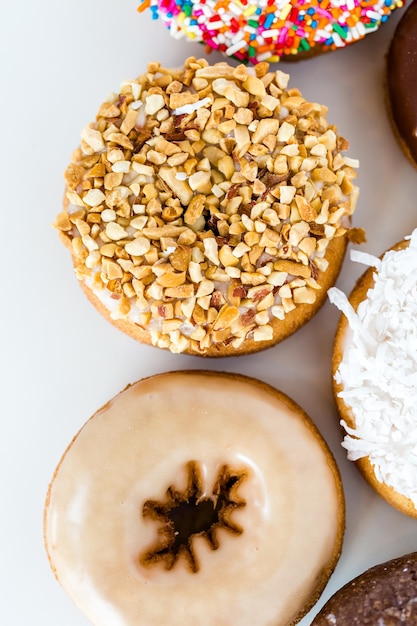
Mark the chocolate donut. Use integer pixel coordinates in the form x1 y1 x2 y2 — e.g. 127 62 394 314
329 230 417 518
386 0 417 169
44 371 345 626
54 58 360 357
312 552 417 625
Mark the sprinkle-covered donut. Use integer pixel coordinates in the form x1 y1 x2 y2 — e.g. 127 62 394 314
386 0 417 169
44 371 345 626
329 229 417 518
54 58 361 357
138 0 404 64
312 552 417 625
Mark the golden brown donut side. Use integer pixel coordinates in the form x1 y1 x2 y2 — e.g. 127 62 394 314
332 239 417 518
66 231 349 357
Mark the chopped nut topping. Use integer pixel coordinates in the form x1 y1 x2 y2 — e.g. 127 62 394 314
56 59 360 354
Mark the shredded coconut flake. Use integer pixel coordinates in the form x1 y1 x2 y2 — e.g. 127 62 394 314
349 248 381 271
330 229 417 507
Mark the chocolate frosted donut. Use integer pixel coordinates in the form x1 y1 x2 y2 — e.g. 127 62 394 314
312 552 417 625
386 0 417 168
329 230 417 518
44 371 345 626
54 58 360 357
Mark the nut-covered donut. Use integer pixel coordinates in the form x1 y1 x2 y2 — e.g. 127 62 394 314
329 229 417 518
312 552 417 625
386 0 417 169
54 58 361 356
137 0 404 64
44 371 345 626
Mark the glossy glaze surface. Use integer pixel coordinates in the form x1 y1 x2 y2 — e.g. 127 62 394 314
45 372 342 626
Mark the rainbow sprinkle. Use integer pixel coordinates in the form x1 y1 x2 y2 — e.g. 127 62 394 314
138 0 404 63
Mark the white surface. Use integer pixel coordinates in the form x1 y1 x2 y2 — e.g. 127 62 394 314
1 1 417 625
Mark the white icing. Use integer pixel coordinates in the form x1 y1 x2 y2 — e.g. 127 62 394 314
329 229 417 507
45 373 341 626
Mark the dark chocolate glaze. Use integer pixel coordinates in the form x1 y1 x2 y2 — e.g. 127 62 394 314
312 552 417 625
386 1 417 167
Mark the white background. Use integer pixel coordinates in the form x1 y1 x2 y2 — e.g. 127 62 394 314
1 1 417 624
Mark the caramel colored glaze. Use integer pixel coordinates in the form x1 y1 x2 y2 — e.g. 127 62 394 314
332 239 417 519
386 1 417 168
312 552 417 625
44 371 345 626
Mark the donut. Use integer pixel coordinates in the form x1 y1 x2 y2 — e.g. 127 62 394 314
311 552 417 625
54 57 361 357
329 229 417 518
137 0 404 64
44 370 345 626
386 0 417 169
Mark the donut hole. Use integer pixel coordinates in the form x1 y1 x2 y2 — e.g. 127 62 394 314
168 497 218 542
140 460 247 573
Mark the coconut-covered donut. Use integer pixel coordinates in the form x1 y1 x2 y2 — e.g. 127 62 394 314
54 58 361 357
138 0 404 64
329 229 417 518
386 0 417 169
312 552 417 625
44 371 345 626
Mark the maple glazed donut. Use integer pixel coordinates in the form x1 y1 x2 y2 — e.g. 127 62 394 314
137 0 404 64
54 58 361 356
329 229 417 518
44 371 345 626
312 552 417 625
386 0 417 169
